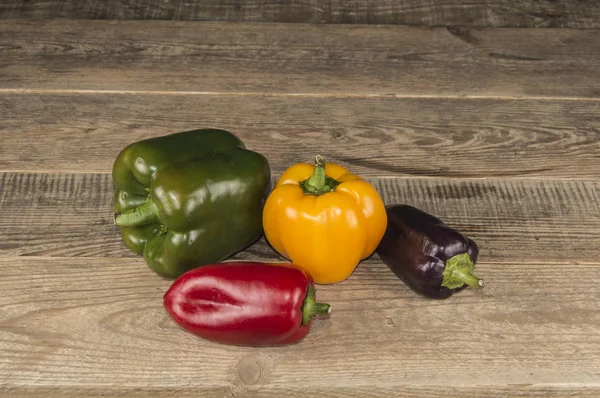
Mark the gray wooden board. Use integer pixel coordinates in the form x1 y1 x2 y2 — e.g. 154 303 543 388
1 93 599 178
2 11 600 397
0 256 599 395
2 20 600 97
1 173 599 264
0 0 599 28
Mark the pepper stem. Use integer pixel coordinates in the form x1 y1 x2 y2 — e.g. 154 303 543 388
306 155 326 190
298 155 341 196
302 284 331 326
114 199 160 227
441 252 485 290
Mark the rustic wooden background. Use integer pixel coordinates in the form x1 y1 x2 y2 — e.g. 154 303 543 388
1 1 599 397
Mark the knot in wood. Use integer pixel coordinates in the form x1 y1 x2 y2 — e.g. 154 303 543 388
236 354 270 385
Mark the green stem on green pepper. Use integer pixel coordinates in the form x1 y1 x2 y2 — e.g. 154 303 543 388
114 200 160 227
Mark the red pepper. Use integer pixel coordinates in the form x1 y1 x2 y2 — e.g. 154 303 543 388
163 261 331 346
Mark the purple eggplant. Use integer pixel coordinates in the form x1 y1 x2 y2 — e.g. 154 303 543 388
376 204 484 299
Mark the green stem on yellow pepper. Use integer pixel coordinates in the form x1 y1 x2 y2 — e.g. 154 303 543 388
306 155 327 190
299 155 341 196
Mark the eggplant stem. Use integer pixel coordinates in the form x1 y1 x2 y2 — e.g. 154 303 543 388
451 268 485 289
442 252 485 290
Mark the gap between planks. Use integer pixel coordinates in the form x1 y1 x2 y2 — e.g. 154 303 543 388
1 169 599 182
1 256 599 267
2 88 600 102
1 386 600 398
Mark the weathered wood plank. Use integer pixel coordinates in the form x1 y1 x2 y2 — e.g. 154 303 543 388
2 93 600 178
0 256 598 395
1 173 599 263
2 386 600 398
2 20 600 97
0 0 599 28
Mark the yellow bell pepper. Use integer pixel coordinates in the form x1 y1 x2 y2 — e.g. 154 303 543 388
262 155 387 284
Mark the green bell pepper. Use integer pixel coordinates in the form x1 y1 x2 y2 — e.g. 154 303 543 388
112 129 271 278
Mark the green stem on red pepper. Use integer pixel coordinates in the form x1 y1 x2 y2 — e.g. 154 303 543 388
302 284 331 326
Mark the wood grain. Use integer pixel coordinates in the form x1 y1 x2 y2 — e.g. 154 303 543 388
2 20 600 97
2 93 600 178
1 172 599 263
0 256 599 395
3 386 600 398
1 0 599 28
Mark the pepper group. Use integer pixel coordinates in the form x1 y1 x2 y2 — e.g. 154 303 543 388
112 129 485 346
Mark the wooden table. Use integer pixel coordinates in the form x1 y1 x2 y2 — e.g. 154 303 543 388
1 2 599 397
